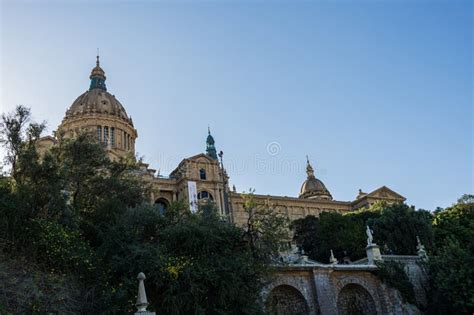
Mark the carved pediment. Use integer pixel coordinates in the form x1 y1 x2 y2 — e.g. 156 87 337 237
185 153 218 163
366 186 406 201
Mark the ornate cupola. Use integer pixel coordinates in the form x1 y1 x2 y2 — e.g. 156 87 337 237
89 55 107 91
206 127 218 160
58 55 138 160
299 156 333 200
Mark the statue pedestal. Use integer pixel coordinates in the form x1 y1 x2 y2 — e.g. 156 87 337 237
366 244 382 265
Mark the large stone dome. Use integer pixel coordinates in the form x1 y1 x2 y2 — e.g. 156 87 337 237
299 158 332 200
58 55 137 159
64 89 132 125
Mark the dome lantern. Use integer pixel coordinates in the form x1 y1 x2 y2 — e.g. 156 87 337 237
206 126 218 160
89 54 107 91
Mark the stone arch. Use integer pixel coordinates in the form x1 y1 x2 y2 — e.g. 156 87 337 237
265 284 310 315
154 197 170 214
197 190 214 201
337 283 377 315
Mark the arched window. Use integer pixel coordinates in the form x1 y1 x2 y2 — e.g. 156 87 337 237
197 191 213 201
154 198 169 215
199 168 206 180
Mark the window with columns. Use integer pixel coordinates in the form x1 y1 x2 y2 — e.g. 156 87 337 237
97 126 102 143
104 126 109 145
122 130 125 149
111 127 115 147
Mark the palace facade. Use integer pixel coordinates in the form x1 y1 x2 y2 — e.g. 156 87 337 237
39 57 406 226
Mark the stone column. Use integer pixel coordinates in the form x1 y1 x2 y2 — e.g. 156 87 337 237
313 270 337 315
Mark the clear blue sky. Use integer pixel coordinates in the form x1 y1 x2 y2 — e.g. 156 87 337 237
1 0 472 210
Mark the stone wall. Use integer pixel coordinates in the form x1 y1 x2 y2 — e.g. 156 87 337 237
382 255 428 307
264 265 422 315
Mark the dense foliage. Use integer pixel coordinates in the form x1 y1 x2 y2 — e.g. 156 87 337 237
0 106 287 314
291 198 474 314
375 261 416 304
1 106 472 314
291 202 433 263
291 211 367 263
427 199 474 314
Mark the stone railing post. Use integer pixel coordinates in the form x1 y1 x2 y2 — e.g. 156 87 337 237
134 272 156 315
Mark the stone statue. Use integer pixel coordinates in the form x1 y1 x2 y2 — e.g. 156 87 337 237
416 235 428 259
329 249 338 265
366 225 374 246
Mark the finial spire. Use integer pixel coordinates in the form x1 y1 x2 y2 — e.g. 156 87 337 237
89 52 107 91
305 156 315 178
206 127 218 160
329 249 338 264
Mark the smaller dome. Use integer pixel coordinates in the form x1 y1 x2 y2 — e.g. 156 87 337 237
300 177 332 200
299 157 332 200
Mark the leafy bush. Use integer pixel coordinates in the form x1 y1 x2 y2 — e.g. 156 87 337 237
98 203 269 314
427 202 474 314
0 253 90 314
375 261 415 304
27 219 101 281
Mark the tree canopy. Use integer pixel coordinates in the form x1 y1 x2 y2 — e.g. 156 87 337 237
0 106 287 314
427 201 474 314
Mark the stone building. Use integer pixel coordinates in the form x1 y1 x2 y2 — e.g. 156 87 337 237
39 56 406 226
36 56 423 314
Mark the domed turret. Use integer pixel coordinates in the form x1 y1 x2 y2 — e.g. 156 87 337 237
299 157 332 200
206 127 218 160
58 55 138 159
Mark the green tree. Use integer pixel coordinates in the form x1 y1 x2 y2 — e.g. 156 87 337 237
428 238 474 314
432 201 474 253
375 261 415 304
1 107 287 313
428 199 474 314
241 191 289 263
371 203 433 255
0 106 149 312
291 211 370 263
99 199 284 314
0 105 45 182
